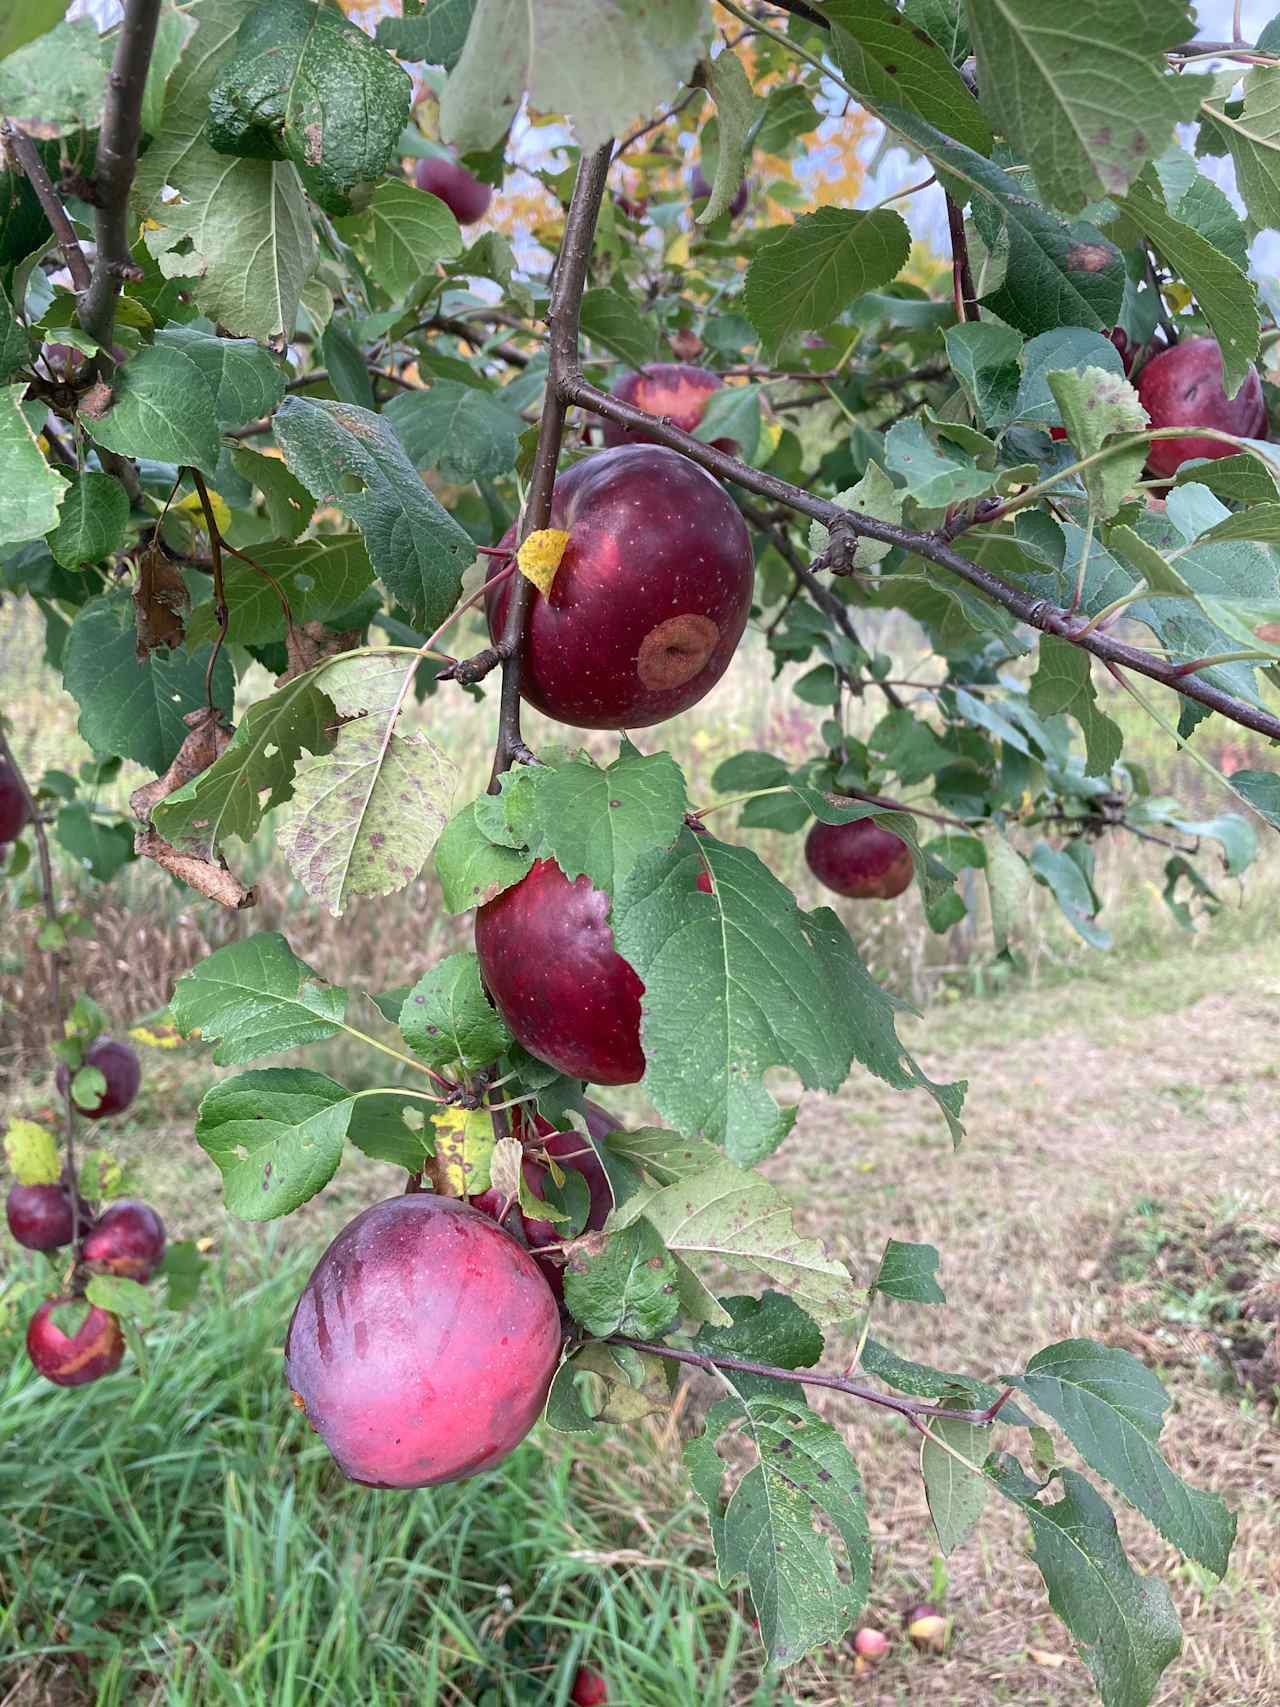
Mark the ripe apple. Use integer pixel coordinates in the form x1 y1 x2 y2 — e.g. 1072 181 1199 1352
0 758 31 843
414 155 492 225
804 818 913 900
571 1666 609 1706
904 1602 949 1654
55 1036 141 1119
853 1627 890 1661
1137 337 1267 477
81 1200 166 1281
6 1182 76 1251
26 1297 125 1386
285 1194 562 1488
599 363 736 453
690 167 749 220
485 444 753 729
475 859 646 1085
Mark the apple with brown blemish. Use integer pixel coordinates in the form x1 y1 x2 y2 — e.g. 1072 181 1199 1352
485 445 753 729
81 1200 166 1282
1136 336 1267 477
27 1297 125 1386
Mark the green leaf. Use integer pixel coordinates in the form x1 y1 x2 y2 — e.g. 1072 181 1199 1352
882 105 1125 337
63 591 233 773
508 747 687 897
710 750 789 793
966 0 1203 214
693 383 761 463
377 0 476 70
207 0 411 215
320 319 376 410
434 797 533 911
611 829 965 1163
687 1387 870 1668
45 472 130 571
986 828 1031 951
1047 367 1148 520
810 459 902 566
142 3 199 138
885 417 997 509
186 536 373 646
346 1091 432 1171
1029 637 1122 778
333 178 463 299
613 1160 863 1325
945 321 1023 429
1014 326 1127 425
1201 66 1280 237
987 1458 1182 1707
0 0 67 63
440 0 712 156
743 208 911 355
88 344 222 474
231 448 317 539
273 395 474 631
1152 145 1249 271
755 84 819 153
399 950 512 1071
170 931 346 1065
579 287 661 369
0 281 31 379
1227 768 1280 828
134 0 316 341
55 803 135 882
697 49 758 225
0 382 64 548
1116 173 1259 396
921 1413 990 1554
0 16 107 126
562 1219 680 1338
824 0 993 156
196 1066 355 1218
872 1238 945 1304
861 1336 1031 1420
1014 1339 1236 1577
157 1239 204 1312
1030 841 1112 948
85 1274 159 1325
384 381 523 481
151 671 333 858
154 326 285 430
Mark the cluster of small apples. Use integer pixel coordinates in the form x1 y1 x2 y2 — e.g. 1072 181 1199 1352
849 1603 949 1674
7 1039 166 1388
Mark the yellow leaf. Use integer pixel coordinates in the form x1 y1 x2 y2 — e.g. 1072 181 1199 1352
4 1119 62 1186
430 1107 496 1197
174 488 231 535
128 1019 184 1049
1165 281 1193 313
759 420 783 459
666 231 691 268
517 528 570 595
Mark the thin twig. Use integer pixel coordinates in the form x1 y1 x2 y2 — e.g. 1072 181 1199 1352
1 123 91 292
488 143 613 789
610 1336 1015 1427
191 471 228 710
78 0 163 348
946 194 978 322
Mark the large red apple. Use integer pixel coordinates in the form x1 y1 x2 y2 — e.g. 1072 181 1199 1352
600 363 734 452
805 818 913 900
27 1297 125 1386
485 445 753 729
414 156 492 225
475 860 645 1085
1136 337 1267 477
285 1194 562 1488
55 1036 141 1119
0 758 31 844
81 1200 166 1281
6 1182 76 1251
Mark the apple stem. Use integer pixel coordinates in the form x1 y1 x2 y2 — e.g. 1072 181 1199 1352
608 1335 1016 1428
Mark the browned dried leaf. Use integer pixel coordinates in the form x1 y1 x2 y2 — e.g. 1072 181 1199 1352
134 826 255 910
276 621 361 688
130 707 232 822
133 542 190 658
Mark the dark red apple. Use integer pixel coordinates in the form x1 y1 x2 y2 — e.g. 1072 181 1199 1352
26 1297 125 1386
804 817 913 900
1137 337 1267 478
285 1194 562 1488
475 859 646 1085
414 156 492 225
0 757 31 844
616 194 648 222
599 363 735 453
81 1200 165 1281
690 167 748 220
55 1036 141 1119
6 1182 76 1251
571 1667 609 1706
485 445 753 729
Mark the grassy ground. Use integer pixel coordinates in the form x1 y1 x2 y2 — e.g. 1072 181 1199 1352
2 932 1277 1707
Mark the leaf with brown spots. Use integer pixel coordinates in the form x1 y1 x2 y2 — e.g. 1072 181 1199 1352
132 541 190 658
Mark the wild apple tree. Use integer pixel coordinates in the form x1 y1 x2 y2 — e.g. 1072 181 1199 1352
4 0 1280 1697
